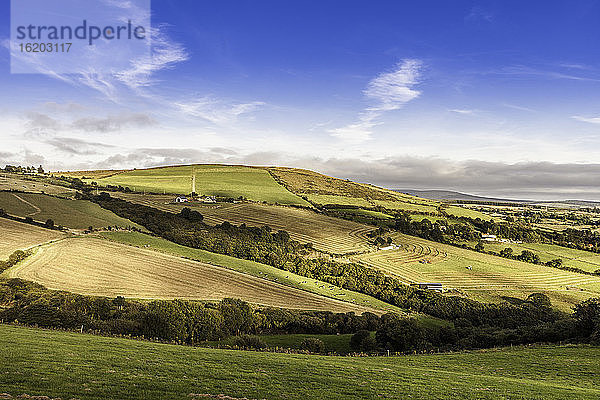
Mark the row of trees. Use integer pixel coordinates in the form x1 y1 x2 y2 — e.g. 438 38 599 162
1 165 44 174
0 279 380 344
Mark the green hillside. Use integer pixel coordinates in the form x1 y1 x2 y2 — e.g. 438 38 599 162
0 192 145 230
1 324 599 400
85 165 310 206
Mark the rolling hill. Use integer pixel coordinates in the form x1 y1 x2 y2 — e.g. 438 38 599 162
2 324 599 400
0 192 146 230
5 236 378 314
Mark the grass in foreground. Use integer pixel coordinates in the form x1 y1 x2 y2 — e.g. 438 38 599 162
1 324 599 399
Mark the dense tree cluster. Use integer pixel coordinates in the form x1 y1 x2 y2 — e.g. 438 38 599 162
0 279 381 344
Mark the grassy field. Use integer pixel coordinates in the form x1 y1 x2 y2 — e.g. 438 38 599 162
479 241 600 273
268 167 491 219
2 324 600 399
85 165 310 206
205 332 356 354
110 192 375 254
0 218 64 259
353 233 600 311
100 231 400 314
4 236 377 314
0 174 76 196
0 192 145 230
336 208 394 219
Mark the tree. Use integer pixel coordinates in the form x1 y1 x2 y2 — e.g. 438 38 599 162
526 293 552 309
376 315 429 352
499 247 514 258
546 259 563 269
475 241 485 252
300 337 325 353
37 165 44 174
44 219 55 229
573 298 600 339
350 329 377 352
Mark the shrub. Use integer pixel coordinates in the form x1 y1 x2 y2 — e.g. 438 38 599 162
232 335 267 349
300 337 325 353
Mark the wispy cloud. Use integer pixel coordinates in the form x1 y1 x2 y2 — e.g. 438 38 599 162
449 109 476 115
174 97 266 125
489 65 600 82
330 59 423 142
502 103 536 113
572 115 600 124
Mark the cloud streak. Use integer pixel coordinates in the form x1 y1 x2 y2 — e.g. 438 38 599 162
330 59 423 142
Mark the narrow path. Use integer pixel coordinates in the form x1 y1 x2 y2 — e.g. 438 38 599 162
11 193 42 217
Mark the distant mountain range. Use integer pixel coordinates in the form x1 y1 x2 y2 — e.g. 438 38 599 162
397 189 600 208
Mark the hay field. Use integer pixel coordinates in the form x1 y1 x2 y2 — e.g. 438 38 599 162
101 231 401 313
0 192 145 230
111 193 375 254
0 218 64 259
7 237 376 313
352 233 600 309
85 165 310 206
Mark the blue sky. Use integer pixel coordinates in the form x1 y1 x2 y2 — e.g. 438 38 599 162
2 0 600 199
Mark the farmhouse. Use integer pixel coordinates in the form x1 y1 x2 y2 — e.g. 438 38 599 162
411 282 443 292
481 234 497 241
174 196 188 203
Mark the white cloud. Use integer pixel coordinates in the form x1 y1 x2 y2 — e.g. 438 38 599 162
330 59 423 142
449 109 476 115
572 115 600 124
174 98 266 125
364 59 422 112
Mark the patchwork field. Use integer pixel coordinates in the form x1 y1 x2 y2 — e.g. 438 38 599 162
2 324 600 400
100 231 400 313
83 165 310 206
480 241 600 273
5 236 376 314
0 218 64 260
353 233 600 310
0 174 75 196
110 193 375 254
0 192 145 230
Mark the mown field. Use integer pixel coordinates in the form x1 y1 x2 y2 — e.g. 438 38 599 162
4 236 376 314
83 165 310 206
0 192 145 230
100 231 399 313
479 241 600 273
0 218 64 259
353 233 600 311
1 324 599 400
110 192 375 254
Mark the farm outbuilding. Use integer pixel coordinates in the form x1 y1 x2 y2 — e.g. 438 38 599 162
411 282 443 292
